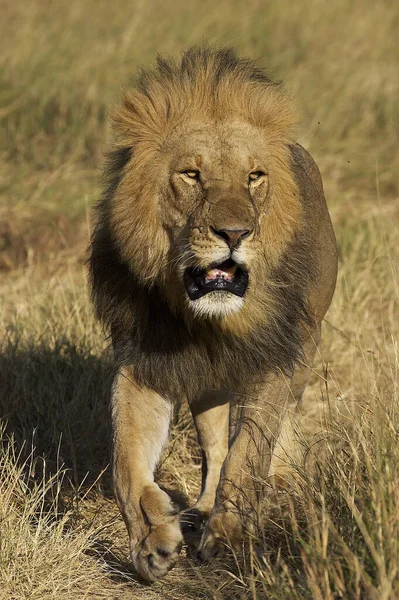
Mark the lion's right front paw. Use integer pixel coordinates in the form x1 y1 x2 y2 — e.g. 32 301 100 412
131 522 183 582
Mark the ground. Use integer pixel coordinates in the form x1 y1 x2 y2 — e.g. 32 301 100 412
0 0 398 598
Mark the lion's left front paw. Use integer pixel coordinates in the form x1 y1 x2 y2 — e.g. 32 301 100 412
131 522 183 582
198 509 244 561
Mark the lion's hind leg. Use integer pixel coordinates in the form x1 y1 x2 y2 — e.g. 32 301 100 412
270 327 321 483
112 367 183 582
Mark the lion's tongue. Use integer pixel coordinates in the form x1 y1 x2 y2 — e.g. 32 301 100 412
205 263 237 282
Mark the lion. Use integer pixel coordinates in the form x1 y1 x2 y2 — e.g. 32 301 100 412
89 46 337 582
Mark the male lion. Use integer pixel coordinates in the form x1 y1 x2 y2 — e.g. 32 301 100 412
89 46 337 581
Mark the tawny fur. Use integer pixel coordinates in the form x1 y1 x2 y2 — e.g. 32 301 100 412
89 46 338 582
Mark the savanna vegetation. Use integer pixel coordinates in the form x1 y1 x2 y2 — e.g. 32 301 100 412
0 0 398 598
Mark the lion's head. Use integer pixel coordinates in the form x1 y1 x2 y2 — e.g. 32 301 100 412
99 47 302 327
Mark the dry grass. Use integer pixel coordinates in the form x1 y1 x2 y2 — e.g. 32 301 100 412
0 0 398 597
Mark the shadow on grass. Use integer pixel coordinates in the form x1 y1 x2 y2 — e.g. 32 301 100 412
0 335 113 493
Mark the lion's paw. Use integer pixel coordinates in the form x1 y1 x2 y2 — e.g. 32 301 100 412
198 509 243 562
198 528 227 561
131 522 183 582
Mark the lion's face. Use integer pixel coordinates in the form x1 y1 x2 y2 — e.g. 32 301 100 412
110 118 300 323
102 48 302 327
161 120 272 318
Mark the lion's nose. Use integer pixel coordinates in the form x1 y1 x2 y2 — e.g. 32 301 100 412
210 227 252 249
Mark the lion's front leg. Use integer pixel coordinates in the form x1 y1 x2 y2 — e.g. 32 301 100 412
181 391 229 536
199 373 291 560
112 367 183 581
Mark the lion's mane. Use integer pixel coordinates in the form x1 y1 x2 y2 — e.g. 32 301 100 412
89 47 316 400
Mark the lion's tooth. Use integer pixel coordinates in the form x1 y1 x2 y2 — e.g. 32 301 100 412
205 264 237 282
205 268 219 281
225 263 237 276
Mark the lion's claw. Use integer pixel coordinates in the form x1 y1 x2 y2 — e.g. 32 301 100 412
180 507 204 533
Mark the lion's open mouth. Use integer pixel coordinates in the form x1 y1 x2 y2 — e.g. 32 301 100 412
184 259 249 300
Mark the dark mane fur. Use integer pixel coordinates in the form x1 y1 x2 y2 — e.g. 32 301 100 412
111 244 313 400
90 204 315 402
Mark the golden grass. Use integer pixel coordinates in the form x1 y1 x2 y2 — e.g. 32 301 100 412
0 0 398 597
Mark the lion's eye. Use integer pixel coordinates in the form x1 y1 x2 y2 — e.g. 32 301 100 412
182 170 200 180
248 171 265 183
